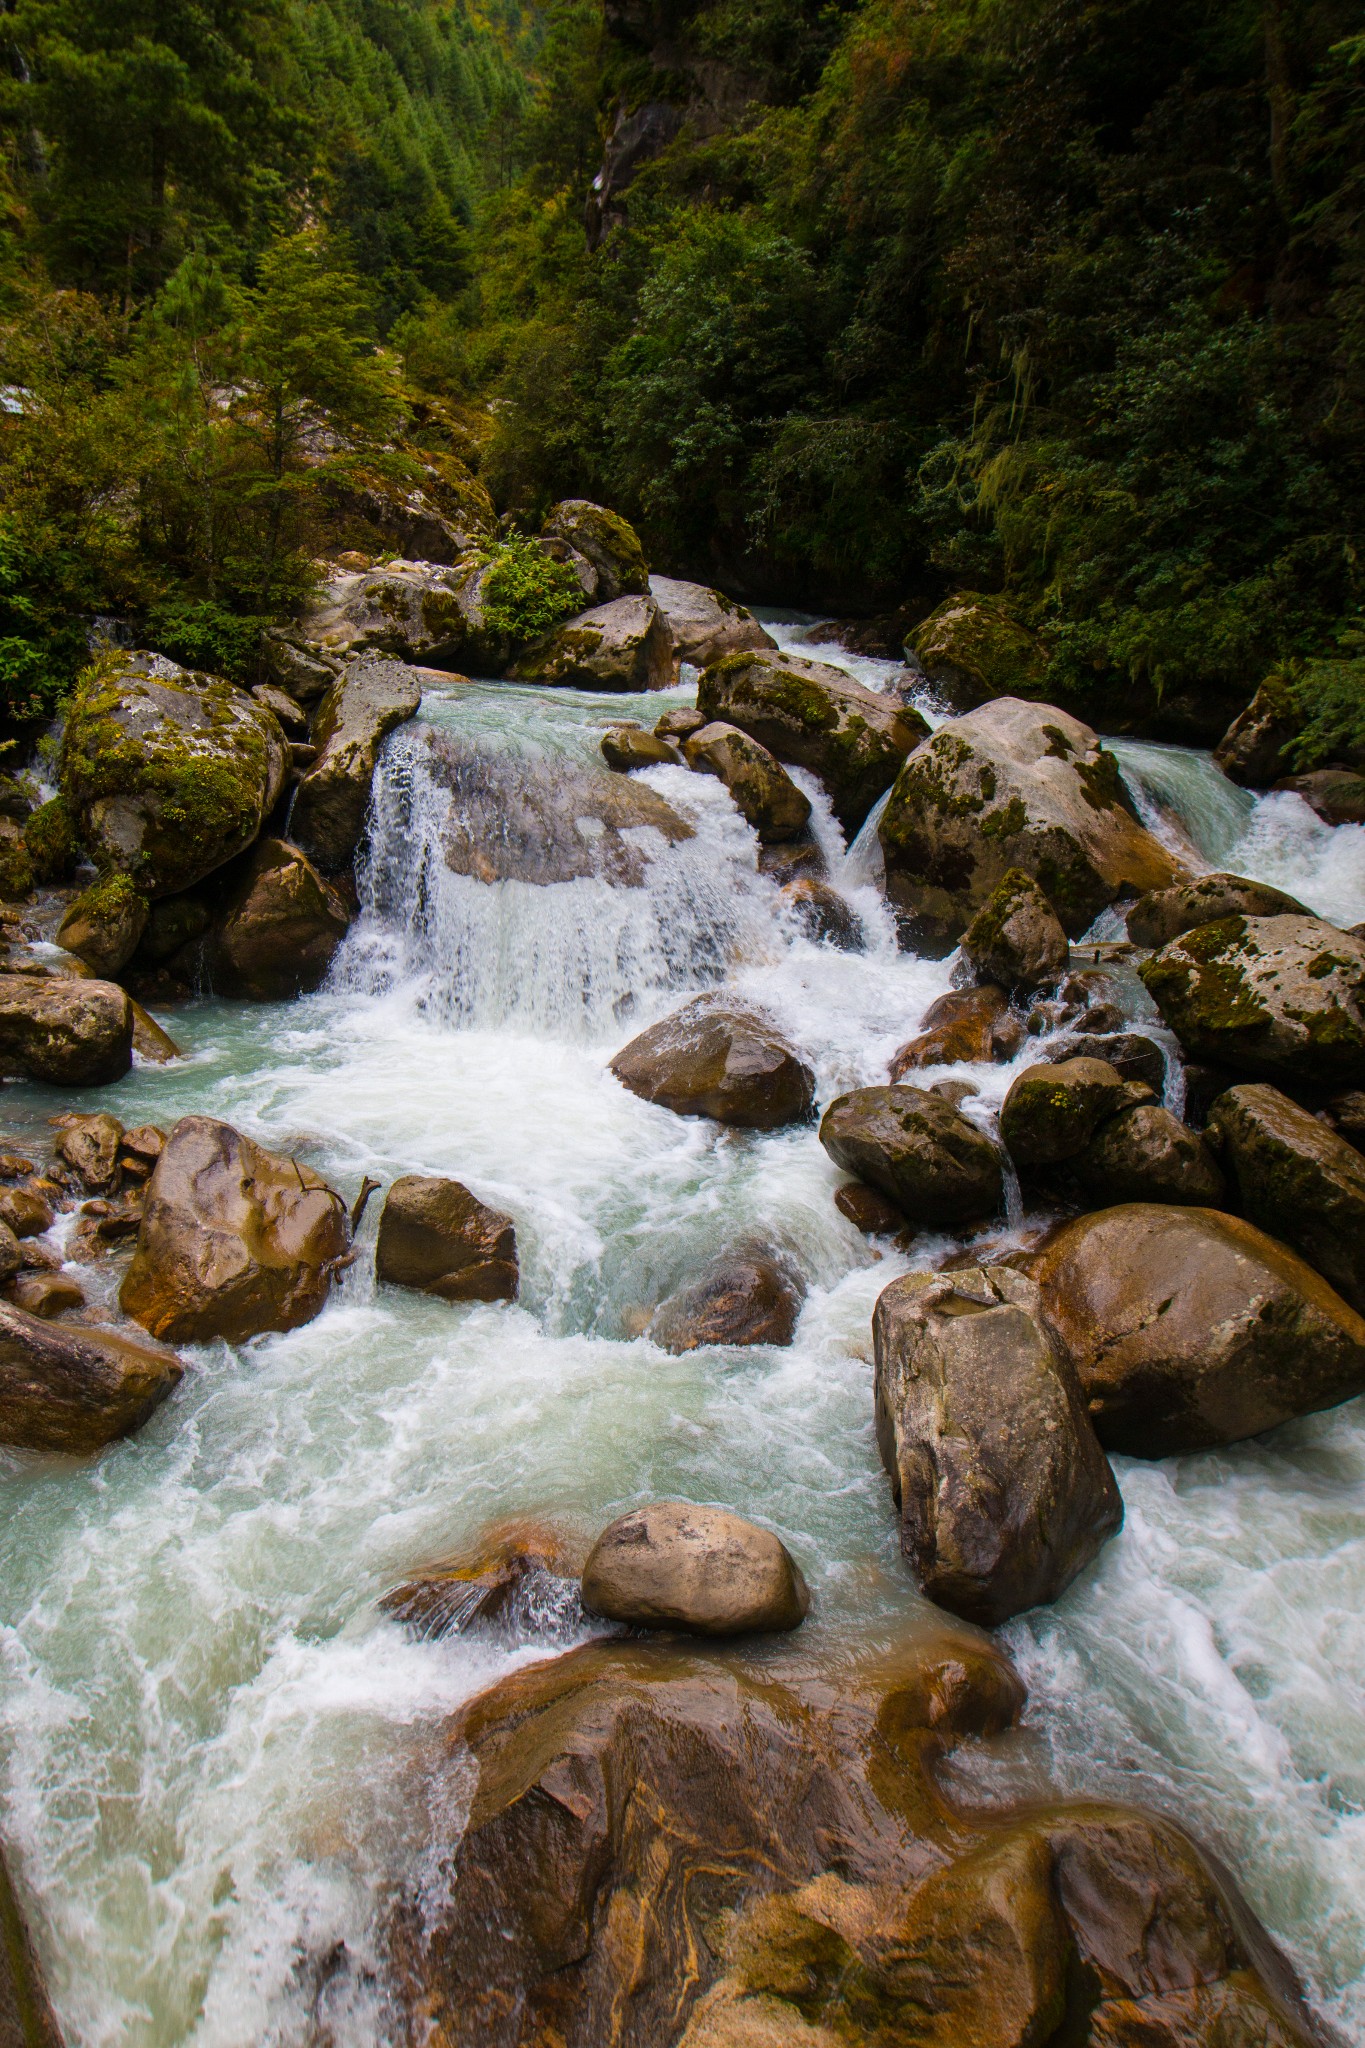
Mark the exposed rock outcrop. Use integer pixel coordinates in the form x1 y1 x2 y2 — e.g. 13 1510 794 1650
580 1501 809 1635
819 1085 1003 1224
650 576 775 665
292 559 480 671
1275 767 1365 825
374 1176 518 1303
0 1300 183 1453
612 999 816 1128
1214 677 1301 788
290 657 423 873
1207 1083 1365 1312
649 1252 803 1351
873 1264 1121 1625
0 975 133 1086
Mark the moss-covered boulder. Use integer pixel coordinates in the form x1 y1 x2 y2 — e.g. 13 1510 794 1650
1001 1057 1153 1167
57 873 149 977
1213 673 1302 788
59 652 289 898
290 656 422 873
1126 870 1310 949
910 591 1047 707
0 820 32 900
958 866 1069 992
23 796 79 883
541 499 649 601
878 698 1183 953
698 649 927 834
320 449 496 565
1139 913 1365 1089
682 720 811 842
600 723 681 771
507 594 674 691
296 556 504 673
1207 1082 1365 1312
819 1084 1003 1223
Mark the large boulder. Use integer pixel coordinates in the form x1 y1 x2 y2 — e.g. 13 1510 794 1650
375 1176 518 1303
60 652 289 897
1000 1057 1152 1168
889 984 1023 1075
0 974 133 1085
205 838 350 1000
878 699 1182 953
649 1252 803 1352
819 1085 1003 1224
293 559 483 671
120 1116 350 1344
541 500 649 601
873 1264 1121 1626
650 576 775 665
290 656 422 873
1139 914 1365 1089
958 866 1070 993
507 594 675 692
1126 871 1311 950
1207 1083 1365 1312
698 649 927 834
909 592 1047 707
681 721 811 843
1072 1101 1228 1208
0 1300 183 1453
1275 766 1365 826
433 737 694 886
1213 676 1301 788
580 1502 809 1635
55 873 149 976
611 999 815 1129
1032 1203 1365 1456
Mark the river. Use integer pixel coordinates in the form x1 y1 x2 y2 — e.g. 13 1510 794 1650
1 620 1363 2046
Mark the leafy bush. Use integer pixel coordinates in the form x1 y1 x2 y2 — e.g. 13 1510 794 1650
142 601 272 685
477 538 584 644
1286 639 1365 769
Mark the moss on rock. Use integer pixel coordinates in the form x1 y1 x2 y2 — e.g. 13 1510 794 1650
23 797 79 883
911 593 1047 707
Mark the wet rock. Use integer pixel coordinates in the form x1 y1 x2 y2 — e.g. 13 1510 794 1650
134 890 211 972
118 1125 165 1180
129 999 181 1065
251 682 308 735
873 1264 1121 1625
757 832 825 884
1207 1083 1365 1312
612 999 816 1129
55 873 150 977
889 985 1023 1076
1000 1057 1153 1168
930 1076 981 1108
22 796 79 884
1214 677 1301 788
600 724 680 771
1274 766 1365 825
0 1300 184 1452
879 698 1182 954
1327 1089 1365 1149
698 649 926 834
958 867 1069 993
0 1155 33 1182
59 652 288 897
382 1518 584 1639
581 1502 809 1635
819 1085 1003 1225
9 1270 85 1317
508 594 675 692
120 1115 350 1343
909 591 1047 708
1139 913 1365 1089
0 818 32 901
206 838 351 1000
290 656 423 873
67 1192 146 1262
649 1253 803 1351
0 1222 19 1285
375 1176 518 1303
0 1185 53 1238
434 737 694 886
52 1112 123 1193
834 1181 912 1239
650 576 775 665
541 500 649 601
655 704 707 741
0 974 133 1086
1126 871 1311 949
1073 1101 1227 1207
1047 1029 1168 1094
780 877 864 950
1032 1203 1365 1456
682 721 811 842
0 1839 64 2048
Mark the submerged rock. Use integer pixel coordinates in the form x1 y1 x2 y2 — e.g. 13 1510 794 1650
0 974 133 1086
1207 1083 1365 1312
611 999 816 1129
541 499 650 601
650 576 774 665
1032 1203 1365 1456
909 591 1048 708
958 866 1069 993
649 1252 803 1351
682 720 811 842
889 984 1023 1075
879 698 1182 953
508 594 674 692
382 1518 583 1640
290 656 423 873
820 1084 1003 1225
698 648 926 834
0 1840 63 2047
120 1116 350 1344
433 737 694 887
0 1301 183 1453
375 1176 518 1303
206 838 351 1000
873 1264 1121 1626
580 1501 809 1635
60 652 288 897
1139 914 1365 1089
1126 870 1311 950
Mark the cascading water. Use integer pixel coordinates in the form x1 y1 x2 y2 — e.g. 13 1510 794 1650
0 626 1363 2046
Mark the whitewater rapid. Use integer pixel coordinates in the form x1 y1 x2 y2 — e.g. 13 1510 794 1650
0 622 1363 2046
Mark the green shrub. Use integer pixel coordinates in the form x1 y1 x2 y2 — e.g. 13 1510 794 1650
24 797 79 883
1286 642 1365 770
142 600 272 685
477 539 584 645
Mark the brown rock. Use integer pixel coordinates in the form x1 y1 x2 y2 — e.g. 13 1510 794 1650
374 1176 518 1303
819 1085 1003 1225
600 724 681 771
0 1222 18 1286
8 1270 85 1317
683 722 812 843
52 1111 123 1193
650 1254 803 1352
0 1186 52 1238
1327 1089 1365 1149
656 705 707 741
1046 1029 1168 1094
581 1502 809 1635
0 1301 183 1452
1126 871 1311 949
382 1517 584 1639
251 681 308 734
959 867 1070 993
1207 1083 1365 1311
1072 1102 1228 1208
0 1154 33 1181
612 1000 815 1130
207 838 351 1000
889 985 1023 1076
120 1115 350 1343
0 1841 63 2048
1213 679 1302 788
1001 1057 1153 1168
56 875 149 976
1032 1203 1365 1455
1274 767 1365 825
291 656 422 873
118 1125 165 1180
873 1264 1122 1625
0 974 133 1086
780 878 864 951
834 1182 912 1239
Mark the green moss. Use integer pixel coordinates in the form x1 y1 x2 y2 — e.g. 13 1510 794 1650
1076 746 1132 816
0 828 33 900
980 794 1028 839
23 797 78 882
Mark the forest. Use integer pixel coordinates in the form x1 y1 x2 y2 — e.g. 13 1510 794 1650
0 0 1361 754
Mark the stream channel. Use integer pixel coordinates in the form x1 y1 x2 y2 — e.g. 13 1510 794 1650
1 619 1364 2046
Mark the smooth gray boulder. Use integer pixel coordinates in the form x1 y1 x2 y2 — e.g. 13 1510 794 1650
650 576 775 665
508 595 674 692
290 657 422 872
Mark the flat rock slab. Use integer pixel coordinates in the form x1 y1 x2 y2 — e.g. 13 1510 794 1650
580 1501 809 1634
